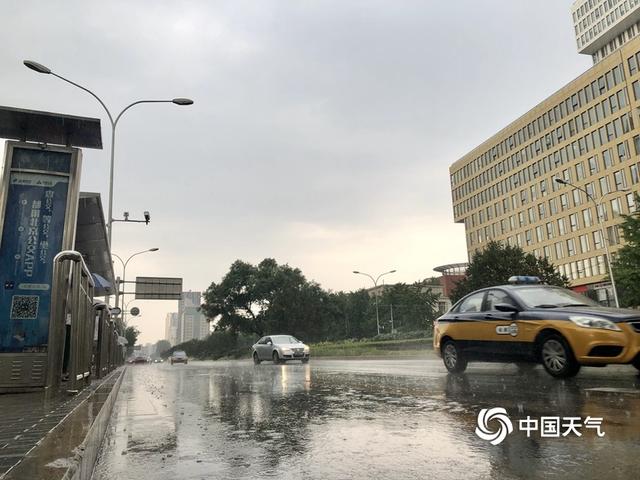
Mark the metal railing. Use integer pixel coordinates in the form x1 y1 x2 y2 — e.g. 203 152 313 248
47 251 122 391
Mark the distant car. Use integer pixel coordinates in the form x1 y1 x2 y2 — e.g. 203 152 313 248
129 354 149 364
170 350 188 365
252 335 310 364
434 276 640 378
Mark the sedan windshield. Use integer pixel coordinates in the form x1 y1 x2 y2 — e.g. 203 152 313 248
513 286 600 309
271 335 300 344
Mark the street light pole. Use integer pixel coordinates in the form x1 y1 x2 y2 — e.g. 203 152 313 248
554 178 629 308
353 269 397 335
23 60 194 249
112 248 159 325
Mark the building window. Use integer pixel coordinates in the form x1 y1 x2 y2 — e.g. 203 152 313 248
547 221 555 238
579 234 590 253
613 170 627 190
567 238 576 256
607 225 621 244
560 193 569 209
573 189 583 206
588 155 599 174
603 148 613 168
611 197 622 216
627 192 637 212
582 208 593 227
543 245 551 258
536 226 544 242
558 217 567 235
569 213 579 232
599 176 611 195
617 142 629 162
555 242 564 259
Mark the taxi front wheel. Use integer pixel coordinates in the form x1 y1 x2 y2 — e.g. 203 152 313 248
540 335 580 378
442 340 467 374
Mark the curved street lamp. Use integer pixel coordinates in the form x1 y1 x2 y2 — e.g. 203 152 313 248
353 269 397 335
112 248 159 323
554 178 630 307
23 60 193 248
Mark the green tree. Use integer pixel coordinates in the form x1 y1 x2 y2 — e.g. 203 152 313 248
611 195 640 307
201 258 328 340
124 326 140 354
378 281 440 333
154 339 171 357
451 241 569 303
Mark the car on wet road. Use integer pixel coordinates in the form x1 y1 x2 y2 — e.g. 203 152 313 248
252 335 310 364
434 276 640 378
170 350 189 365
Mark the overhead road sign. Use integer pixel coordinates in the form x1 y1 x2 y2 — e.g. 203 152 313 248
134 277 182 300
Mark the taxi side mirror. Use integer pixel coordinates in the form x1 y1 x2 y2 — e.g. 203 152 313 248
495 303 519 313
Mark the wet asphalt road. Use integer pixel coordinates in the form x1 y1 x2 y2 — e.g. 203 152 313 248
92 356 640 480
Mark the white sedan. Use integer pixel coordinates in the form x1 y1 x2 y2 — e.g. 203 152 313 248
252 335 310 364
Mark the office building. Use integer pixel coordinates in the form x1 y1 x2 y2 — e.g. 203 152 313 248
450 35 640 303
178 291 210 342
164 312 179 346
573 0 640 63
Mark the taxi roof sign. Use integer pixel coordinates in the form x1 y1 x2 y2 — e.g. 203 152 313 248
508 276 541 285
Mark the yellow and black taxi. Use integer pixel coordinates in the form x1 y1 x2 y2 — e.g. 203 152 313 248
434 276 640 378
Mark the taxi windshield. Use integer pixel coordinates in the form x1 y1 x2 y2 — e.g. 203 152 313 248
514 286 600 309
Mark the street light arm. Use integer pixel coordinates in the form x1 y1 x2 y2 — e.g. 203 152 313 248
376 270 397 285
111 253 125 270
114 100 174 126
559 178 595 204
123 248 159 270
50 72 115 126
354 271 377 286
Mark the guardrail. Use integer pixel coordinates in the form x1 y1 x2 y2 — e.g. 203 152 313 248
47 251 123 391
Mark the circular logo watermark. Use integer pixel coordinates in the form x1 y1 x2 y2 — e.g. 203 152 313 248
475 407 514 445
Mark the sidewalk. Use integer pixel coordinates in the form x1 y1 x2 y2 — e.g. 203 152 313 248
0 368 124 480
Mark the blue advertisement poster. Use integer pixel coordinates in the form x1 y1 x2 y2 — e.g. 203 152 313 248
0 158 70 352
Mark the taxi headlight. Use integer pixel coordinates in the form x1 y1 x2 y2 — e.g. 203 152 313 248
569 316 621 331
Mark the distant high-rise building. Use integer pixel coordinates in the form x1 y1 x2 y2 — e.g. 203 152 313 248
573 0 640 63
178 291 209 342
165 312 179 346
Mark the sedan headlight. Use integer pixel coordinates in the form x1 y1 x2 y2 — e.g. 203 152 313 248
281 348 293 354
570 316 621 331
303 346 310 353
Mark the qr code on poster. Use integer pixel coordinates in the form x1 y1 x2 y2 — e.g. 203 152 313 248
10 295 39 320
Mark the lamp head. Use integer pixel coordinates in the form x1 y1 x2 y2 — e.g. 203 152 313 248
172 98 194 106
353 270 360 274
23 60 51 74
554 178 568 185
149 248 159 252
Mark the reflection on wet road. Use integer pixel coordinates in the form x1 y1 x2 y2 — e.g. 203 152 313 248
92 358 640 480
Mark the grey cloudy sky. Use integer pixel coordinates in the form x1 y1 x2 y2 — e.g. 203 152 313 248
1 1 591 344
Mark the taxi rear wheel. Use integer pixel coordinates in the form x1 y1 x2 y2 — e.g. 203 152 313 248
632 356 640 372
442 340 467 374
540 335 580 378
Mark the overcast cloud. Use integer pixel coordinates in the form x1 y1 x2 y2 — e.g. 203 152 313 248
1 1 591 343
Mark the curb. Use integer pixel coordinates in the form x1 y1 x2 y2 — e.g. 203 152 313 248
3 367 126 480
